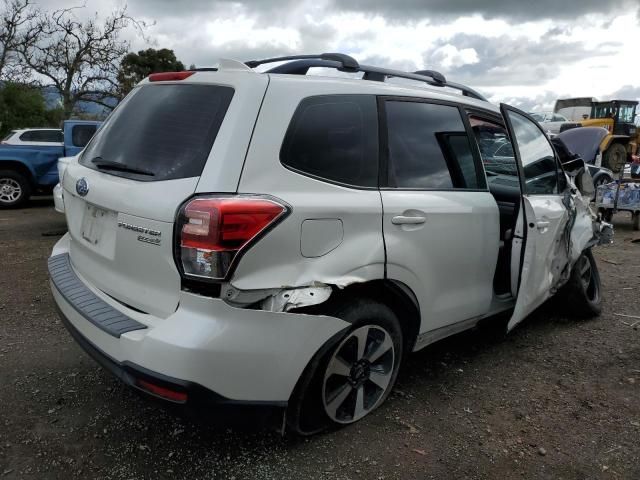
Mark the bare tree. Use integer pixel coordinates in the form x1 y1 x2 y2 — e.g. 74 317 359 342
19 6 147 117
0 0 41 81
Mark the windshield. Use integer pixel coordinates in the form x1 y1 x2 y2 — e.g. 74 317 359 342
80 83 234 181
592 103 637 123
529 113 544 122
618 104 636 123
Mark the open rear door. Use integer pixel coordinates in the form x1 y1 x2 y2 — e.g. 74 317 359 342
500 104 570 331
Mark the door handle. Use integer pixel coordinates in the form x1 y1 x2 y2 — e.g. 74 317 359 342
536 220 550 231
392 215 426 225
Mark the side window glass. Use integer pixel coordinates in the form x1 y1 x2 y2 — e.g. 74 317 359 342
19 131 35 141
468 116 519 183
280 95 378 188
385 101 484 189
506 111 558 195
72 125 97 148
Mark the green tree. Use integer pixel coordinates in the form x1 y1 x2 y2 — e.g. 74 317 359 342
117 48 185 98
0 82 49 136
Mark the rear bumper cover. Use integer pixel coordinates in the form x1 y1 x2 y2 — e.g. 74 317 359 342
49 235 349 404
57 303 281 414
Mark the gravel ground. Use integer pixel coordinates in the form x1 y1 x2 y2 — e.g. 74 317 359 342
0 199 639 480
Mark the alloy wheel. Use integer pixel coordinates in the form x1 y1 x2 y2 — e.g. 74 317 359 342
322 325 395 424
0 178 22 204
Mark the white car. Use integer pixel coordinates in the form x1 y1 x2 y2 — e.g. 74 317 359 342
48 54 611 434
529 111 570 135
1 128 63 146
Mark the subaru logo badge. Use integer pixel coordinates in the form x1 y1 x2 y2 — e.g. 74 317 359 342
76 178 89 197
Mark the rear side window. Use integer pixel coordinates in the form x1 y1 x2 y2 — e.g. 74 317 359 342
384 101 484 189
71 125 97 148
281 95 378 188
80 84 234 181
20 130 63 142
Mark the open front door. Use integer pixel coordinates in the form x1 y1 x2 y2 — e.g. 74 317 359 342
500 104 570 331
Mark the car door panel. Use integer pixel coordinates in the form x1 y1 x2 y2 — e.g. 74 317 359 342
383 191 499 332
500 104 570 331
379 99 500 336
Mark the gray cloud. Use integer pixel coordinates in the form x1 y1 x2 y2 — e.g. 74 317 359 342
422 33 621 88
329 0 638 21
603 85 640 101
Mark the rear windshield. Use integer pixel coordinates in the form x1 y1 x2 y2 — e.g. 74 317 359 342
80 84 234 181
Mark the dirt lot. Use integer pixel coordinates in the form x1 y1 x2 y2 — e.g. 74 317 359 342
0 199 639 480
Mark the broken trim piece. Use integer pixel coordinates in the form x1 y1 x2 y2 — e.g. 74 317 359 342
261 286 333 312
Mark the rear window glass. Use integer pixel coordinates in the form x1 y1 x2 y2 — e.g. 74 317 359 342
280 95 378 188
72 124 97 148
80 84 234 181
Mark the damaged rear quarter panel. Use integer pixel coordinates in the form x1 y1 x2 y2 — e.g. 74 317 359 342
229 79 386 293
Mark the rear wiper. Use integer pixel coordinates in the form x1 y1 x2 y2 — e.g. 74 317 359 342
91 157 155 177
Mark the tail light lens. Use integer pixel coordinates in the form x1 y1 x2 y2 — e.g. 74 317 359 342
176 196 288 281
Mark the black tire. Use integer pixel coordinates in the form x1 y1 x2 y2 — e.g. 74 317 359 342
602 143 627 173
558 249 602 318
0 169 31 208
632 212 640 231
286 297 403 435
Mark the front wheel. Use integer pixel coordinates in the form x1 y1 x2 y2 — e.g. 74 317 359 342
603 143 627 173
287 298 403 434
0 170 31 208
558 249 602 318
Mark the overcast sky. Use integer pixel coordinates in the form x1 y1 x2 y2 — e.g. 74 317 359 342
43 0 640 111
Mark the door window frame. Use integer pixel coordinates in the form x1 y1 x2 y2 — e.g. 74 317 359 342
377 96 489 192
500 105 565 196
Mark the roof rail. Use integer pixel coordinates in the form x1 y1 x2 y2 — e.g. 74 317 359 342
244 53 487 102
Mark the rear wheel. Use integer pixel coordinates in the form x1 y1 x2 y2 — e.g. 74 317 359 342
558 249 602 318
603 143 627 173
632 212 640 231
0 170 31 208
287 298 403 434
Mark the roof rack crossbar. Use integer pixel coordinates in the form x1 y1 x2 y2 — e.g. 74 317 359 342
245 53 486 101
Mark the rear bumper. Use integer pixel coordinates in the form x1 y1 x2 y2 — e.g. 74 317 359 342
49 235 349 405
56 302 285 422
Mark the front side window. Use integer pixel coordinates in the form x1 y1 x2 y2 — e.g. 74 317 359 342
384 101 484 189
506 110 558 195
468 116 519 181
280 95 378 188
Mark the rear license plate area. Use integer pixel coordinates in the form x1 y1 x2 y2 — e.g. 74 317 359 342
81 204 109 245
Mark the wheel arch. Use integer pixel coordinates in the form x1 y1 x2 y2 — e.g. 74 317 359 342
327 279 422 355
600 134 630 152
0 160 36 186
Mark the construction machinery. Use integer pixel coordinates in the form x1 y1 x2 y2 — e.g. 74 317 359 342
554 98 638 173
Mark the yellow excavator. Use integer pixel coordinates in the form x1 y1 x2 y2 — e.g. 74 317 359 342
555 98 638 173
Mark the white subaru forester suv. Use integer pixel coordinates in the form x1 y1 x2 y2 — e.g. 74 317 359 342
49 53 610 434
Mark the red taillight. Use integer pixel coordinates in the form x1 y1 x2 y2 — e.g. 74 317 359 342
177 196 287 280
148 71 195 82
135 379 188 403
